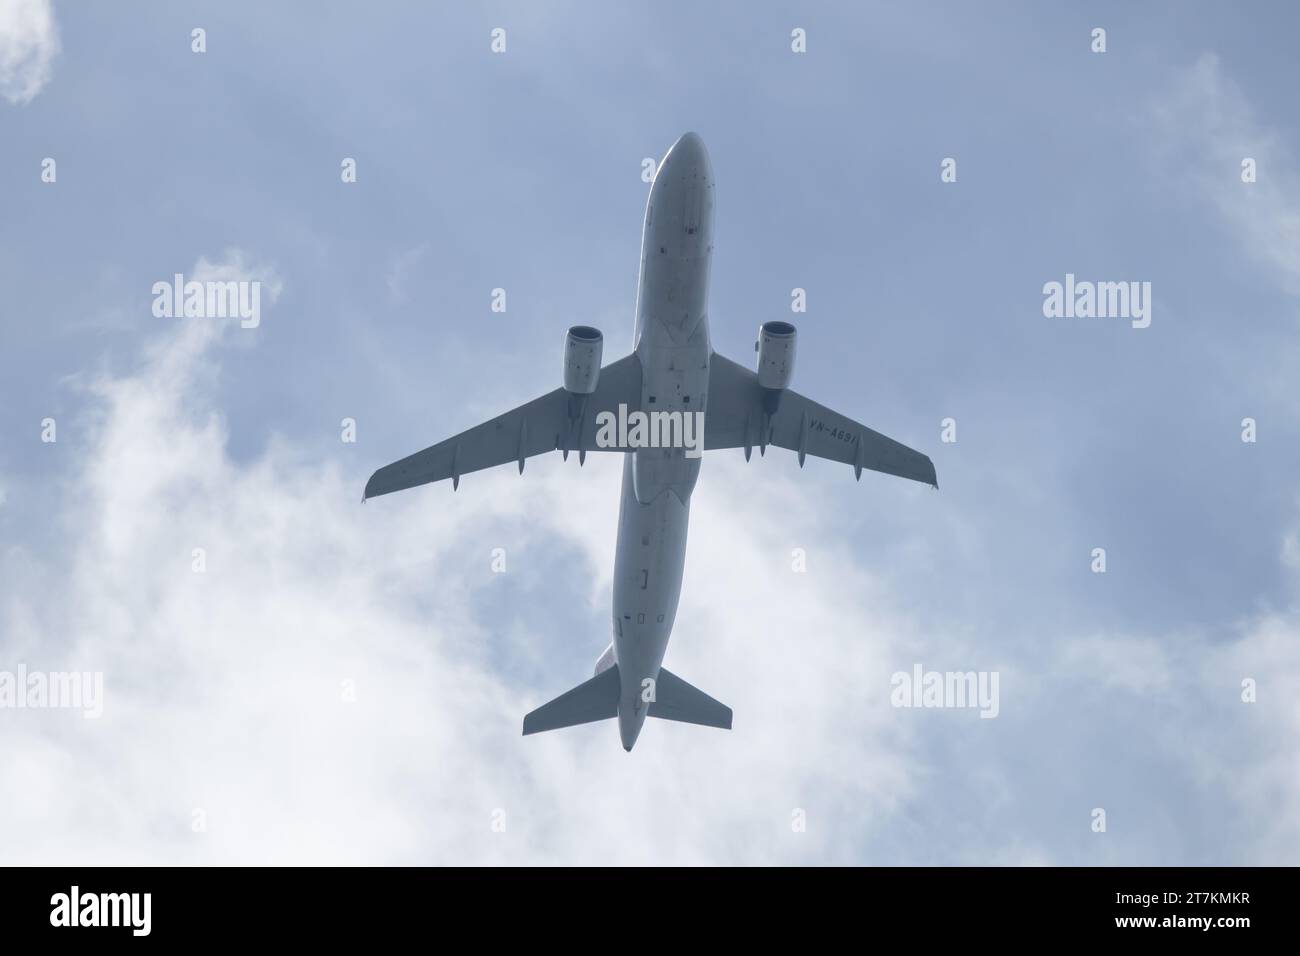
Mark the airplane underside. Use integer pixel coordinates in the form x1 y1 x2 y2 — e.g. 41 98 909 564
364 132 937 751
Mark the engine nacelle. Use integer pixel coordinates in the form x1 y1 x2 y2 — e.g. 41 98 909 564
564 325 603 394
755 320 796 390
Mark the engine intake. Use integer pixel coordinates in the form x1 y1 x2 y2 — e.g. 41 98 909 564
564 325 603 394
755 320 796 390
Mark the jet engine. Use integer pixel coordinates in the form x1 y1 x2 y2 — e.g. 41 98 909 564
755 320 796 390
564 325 603 394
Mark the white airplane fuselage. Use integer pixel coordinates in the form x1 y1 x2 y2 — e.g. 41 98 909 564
609 132 715 751
365 130 933 748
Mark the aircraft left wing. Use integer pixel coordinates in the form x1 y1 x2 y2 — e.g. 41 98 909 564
364 353 643 499
704 352 937 487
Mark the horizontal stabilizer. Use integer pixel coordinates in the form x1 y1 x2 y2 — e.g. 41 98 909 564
522 665 621 735
649 667 732 730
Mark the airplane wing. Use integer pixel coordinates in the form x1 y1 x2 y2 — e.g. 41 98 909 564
703 352 937 487
364 353 643 499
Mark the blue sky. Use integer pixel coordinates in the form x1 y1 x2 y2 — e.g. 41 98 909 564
2 0 1299 864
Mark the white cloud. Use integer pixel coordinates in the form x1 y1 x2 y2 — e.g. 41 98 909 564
0 254 931 864
0 0 59 105
1061 634 1172 695
1148 53 1300 294
6 243 1300 863
1214 614 1300 855
192 248 283 300
1050 615 1300 862
6 242 1300 867
385 243 430 304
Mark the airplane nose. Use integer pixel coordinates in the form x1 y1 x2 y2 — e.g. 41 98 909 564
672 130 706 157
662 131 710 177
651 132 713 241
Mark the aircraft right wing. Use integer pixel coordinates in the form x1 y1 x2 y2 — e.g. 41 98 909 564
364 353 643 499
704 352 937 487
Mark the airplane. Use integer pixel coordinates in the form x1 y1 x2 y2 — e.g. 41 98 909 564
363 132 937 751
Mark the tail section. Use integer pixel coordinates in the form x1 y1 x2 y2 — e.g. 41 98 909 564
522 665 621 735
649 668 732 730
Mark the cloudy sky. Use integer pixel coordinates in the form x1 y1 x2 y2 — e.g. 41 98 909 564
2 0 1299 865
